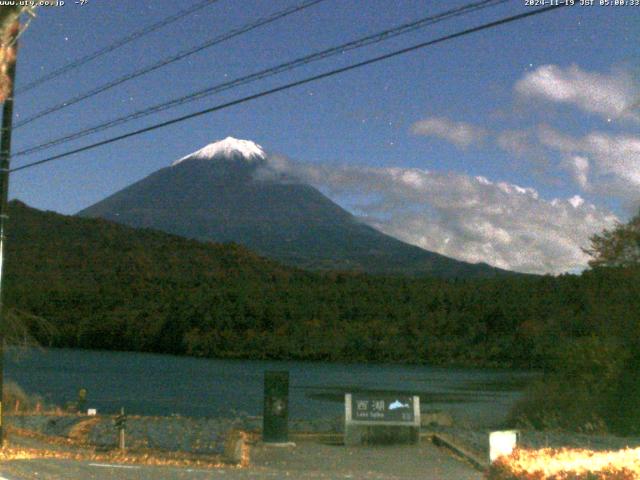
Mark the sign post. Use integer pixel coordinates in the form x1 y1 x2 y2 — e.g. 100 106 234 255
344 393 420 446
263 371 289 444
115 407 127 451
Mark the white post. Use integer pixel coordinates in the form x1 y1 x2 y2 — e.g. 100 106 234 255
489 430 519 463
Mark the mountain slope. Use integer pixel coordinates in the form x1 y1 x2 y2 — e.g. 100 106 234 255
78 137 512 278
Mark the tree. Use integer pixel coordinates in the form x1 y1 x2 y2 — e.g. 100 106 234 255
585 211 640 268
2 308 56 348
0 6 32 101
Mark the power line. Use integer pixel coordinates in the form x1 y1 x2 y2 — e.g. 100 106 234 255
15 0 507 158
14 0 326 129
11 4 563 174
15 0 221 95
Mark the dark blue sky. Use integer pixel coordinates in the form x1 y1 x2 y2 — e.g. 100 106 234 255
8 0 639 273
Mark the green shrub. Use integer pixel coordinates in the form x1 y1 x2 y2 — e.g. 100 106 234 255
509 336 630 433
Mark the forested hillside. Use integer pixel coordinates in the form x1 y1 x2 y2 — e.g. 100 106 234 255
5 200 640 370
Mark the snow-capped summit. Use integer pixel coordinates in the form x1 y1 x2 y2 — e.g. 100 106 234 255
173 137 265 165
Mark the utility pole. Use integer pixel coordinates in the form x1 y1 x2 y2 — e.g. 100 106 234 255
0 16 20 445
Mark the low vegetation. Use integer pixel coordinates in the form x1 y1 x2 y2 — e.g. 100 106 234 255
509 211 640 435
509 336 640 435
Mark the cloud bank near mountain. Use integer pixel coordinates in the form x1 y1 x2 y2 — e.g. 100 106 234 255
261 157 616 275
262 64 640 274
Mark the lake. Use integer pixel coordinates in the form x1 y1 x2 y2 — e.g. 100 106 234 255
5 348 537 428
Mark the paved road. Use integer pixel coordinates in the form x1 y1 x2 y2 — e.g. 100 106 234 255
0 440 483 480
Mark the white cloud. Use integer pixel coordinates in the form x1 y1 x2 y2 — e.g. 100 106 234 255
496 129 534 157
568 195 585 208
536 124 581 152
515 64 640 123
536 126 640 201
584 132 640 187
411 116 488 149
493 123 640 207
260 157 616 274
565 156 590 190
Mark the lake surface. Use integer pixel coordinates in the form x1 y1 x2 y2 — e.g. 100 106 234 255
5 348 537 428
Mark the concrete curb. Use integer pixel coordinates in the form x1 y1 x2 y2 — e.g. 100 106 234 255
426 432 487 472
289 432 342 444
251 429 489 472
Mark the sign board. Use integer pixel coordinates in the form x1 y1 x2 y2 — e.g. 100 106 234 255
345 393 420 426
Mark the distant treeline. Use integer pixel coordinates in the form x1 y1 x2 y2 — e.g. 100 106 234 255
4 201 640 372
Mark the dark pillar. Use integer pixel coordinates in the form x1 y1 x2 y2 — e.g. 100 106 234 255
263 371 289 443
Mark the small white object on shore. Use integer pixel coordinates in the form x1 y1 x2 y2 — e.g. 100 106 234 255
87 408 97 416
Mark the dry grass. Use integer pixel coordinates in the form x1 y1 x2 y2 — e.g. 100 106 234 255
0 445 230 468
3 381 50 414
67 417 101 444
487 447 640 480
4 421 252 468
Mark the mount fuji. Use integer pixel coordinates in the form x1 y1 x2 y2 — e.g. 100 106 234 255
78 137 510 277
